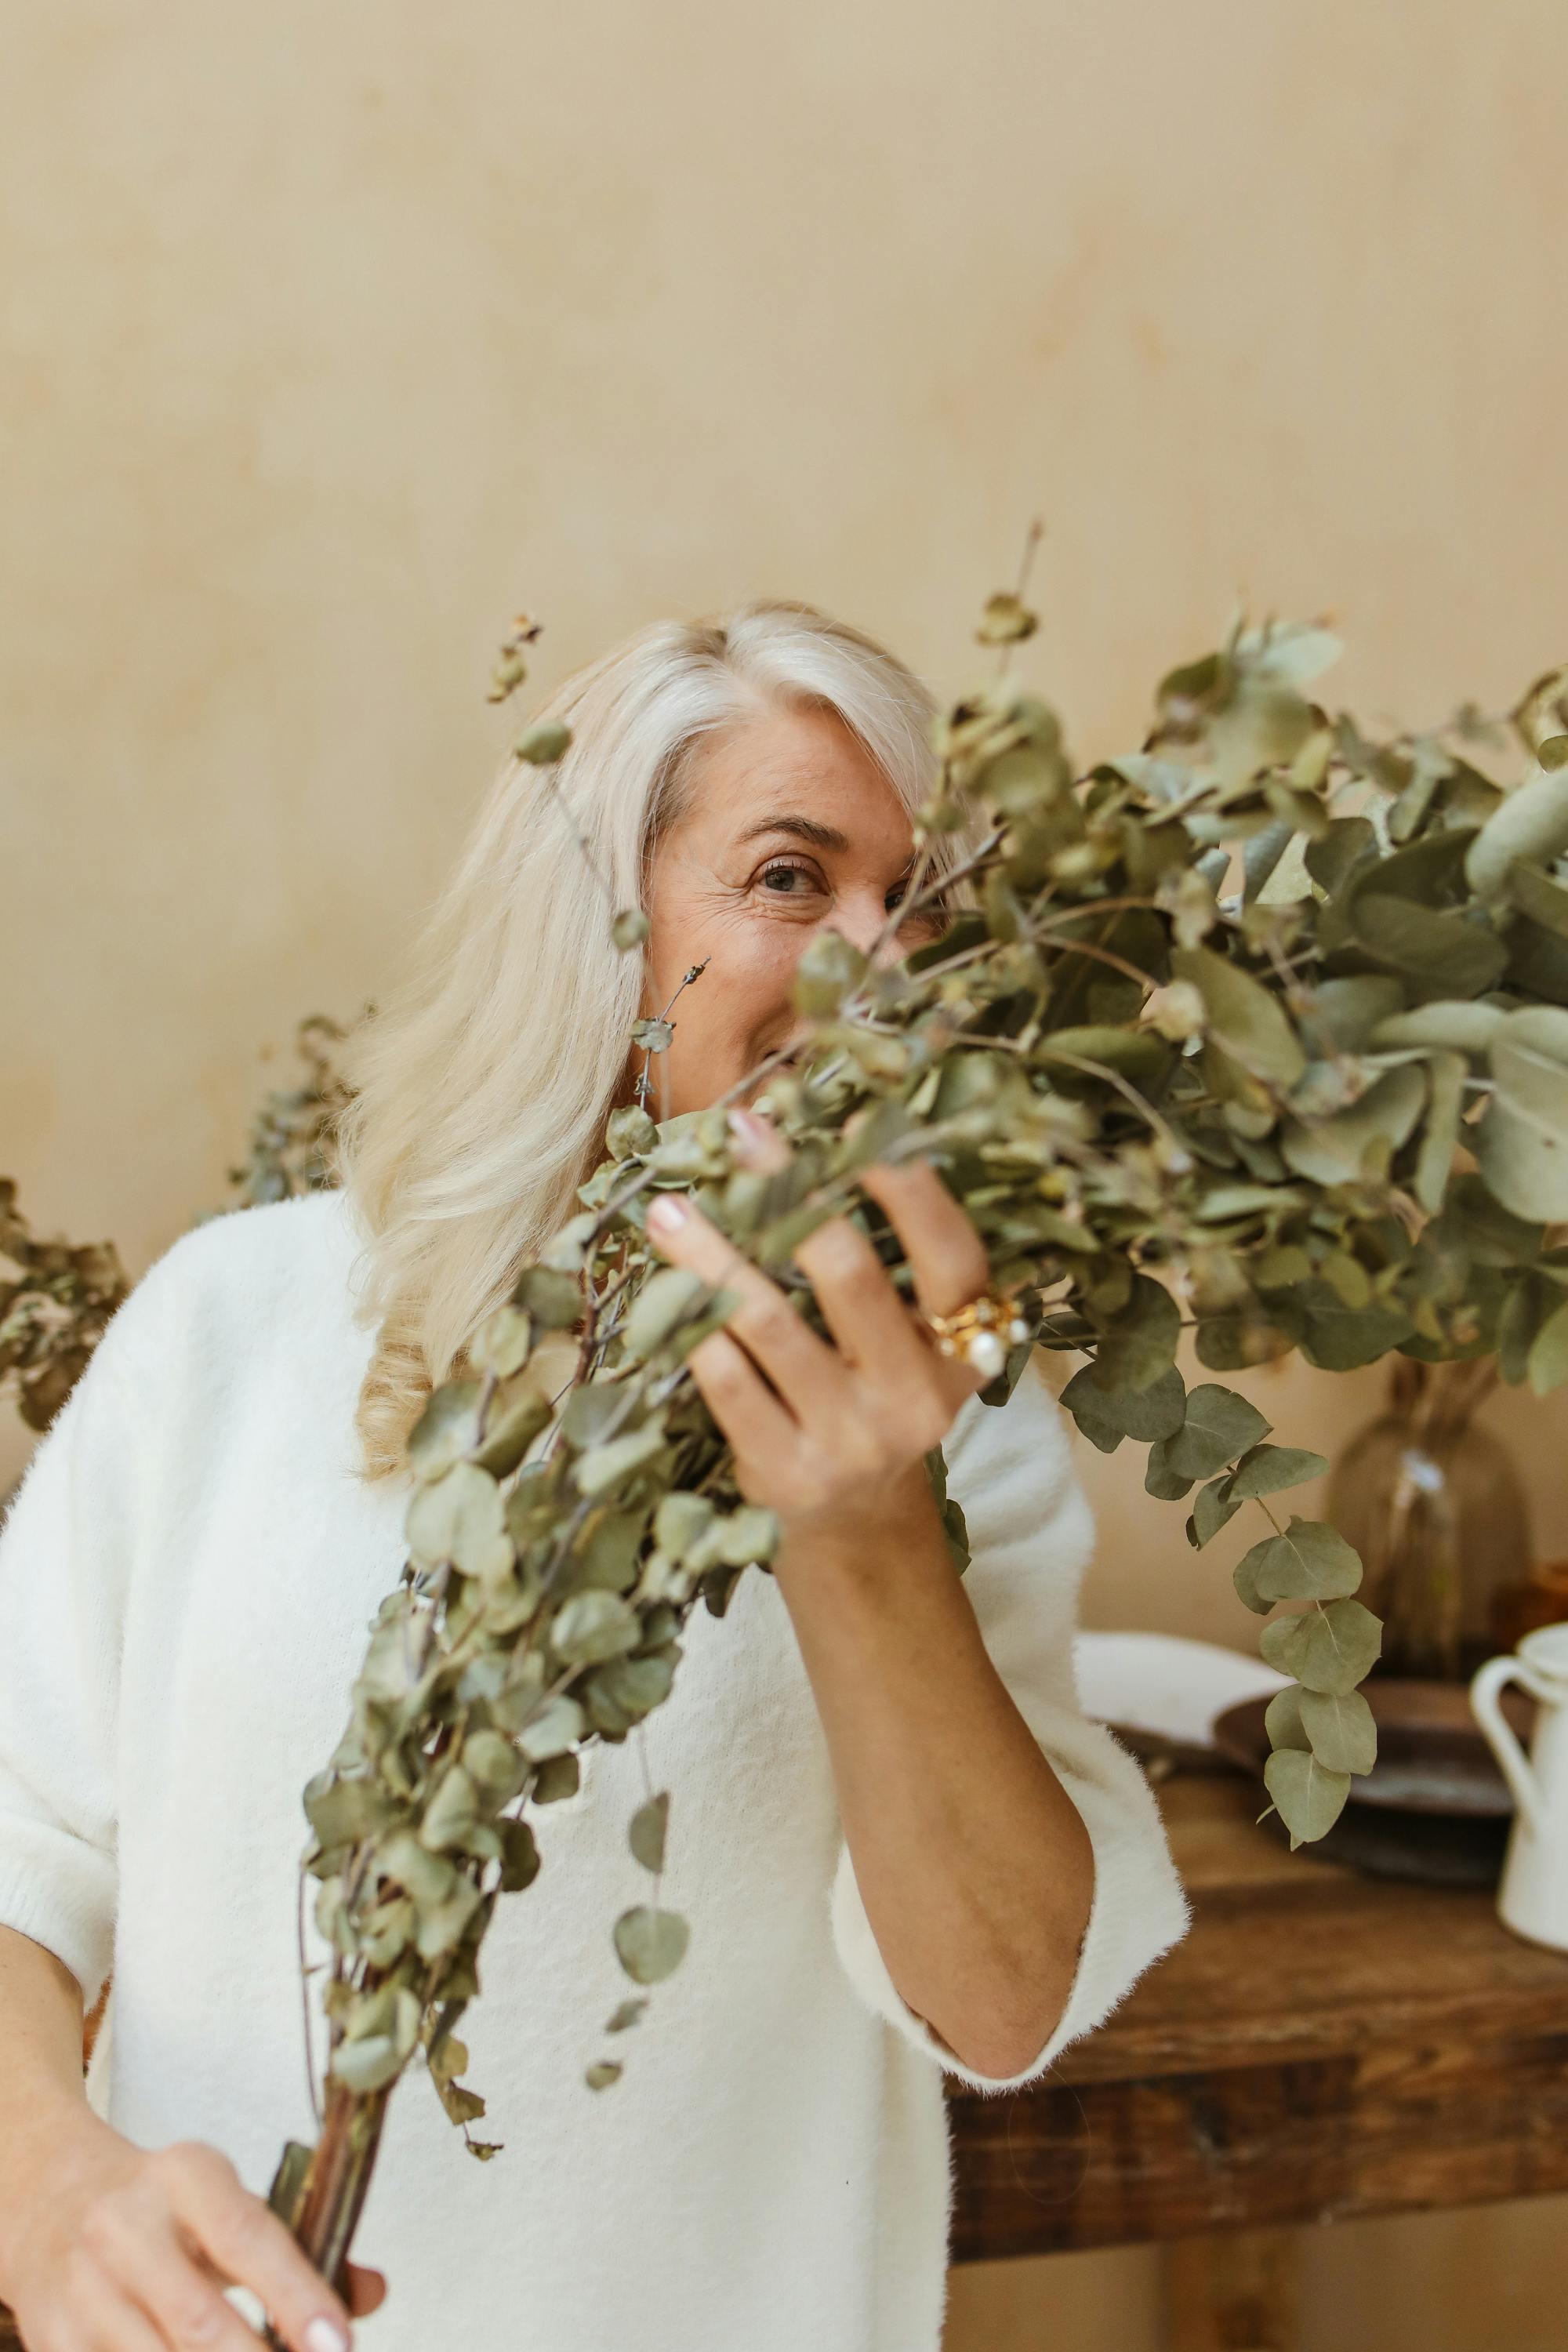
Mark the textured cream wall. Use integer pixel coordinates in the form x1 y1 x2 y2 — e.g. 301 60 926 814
3 4 1566 2344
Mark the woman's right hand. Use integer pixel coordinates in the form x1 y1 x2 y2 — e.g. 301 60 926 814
3 2116 387 2351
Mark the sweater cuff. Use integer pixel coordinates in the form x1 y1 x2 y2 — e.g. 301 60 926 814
0 1830 116 2016
827 1715 1189 2094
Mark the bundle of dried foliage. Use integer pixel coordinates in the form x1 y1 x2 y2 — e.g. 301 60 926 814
256 593 1568 2317
10 588 1568 2327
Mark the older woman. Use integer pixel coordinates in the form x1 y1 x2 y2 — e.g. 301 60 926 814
0 601 1187 2352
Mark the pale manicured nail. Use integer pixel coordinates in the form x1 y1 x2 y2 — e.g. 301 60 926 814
304 2318 350 2352
646 1193 689 1232
725 1106 768 1159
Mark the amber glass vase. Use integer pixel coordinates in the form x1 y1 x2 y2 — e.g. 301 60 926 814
1326 1356 1532 1682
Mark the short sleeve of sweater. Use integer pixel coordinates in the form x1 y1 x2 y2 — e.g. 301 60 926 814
0 1229 189 2013
826 1356 1191 2093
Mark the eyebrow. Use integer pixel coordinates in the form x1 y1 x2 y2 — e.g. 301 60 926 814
734 814 921 884
735 814 854 852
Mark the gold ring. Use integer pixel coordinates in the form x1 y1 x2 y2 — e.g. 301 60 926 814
915 1286 1033 1381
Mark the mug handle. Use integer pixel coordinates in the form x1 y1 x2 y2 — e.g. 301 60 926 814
1470 1654 1544 1831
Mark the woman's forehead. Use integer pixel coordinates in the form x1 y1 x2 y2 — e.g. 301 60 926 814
683 706 912 847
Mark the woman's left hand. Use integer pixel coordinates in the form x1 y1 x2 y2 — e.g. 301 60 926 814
641 1103 995 1540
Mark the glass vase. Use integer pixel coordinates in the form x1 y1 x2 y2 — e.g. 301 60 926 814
1326 1356 1532 1682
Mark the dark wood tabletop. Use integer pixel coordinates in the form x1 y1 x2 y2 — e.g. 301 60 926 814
948 1769 1568 2261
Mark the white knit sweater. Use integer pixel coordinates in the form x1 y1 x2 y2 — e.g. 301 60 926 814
0 1187 1189 2351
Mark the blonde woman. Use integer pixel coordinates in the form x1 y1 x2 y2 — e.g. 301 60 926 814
0 601 1188 2352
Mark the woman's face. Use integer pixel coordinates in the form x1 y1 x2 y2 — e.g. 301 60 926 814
627 700 944 1120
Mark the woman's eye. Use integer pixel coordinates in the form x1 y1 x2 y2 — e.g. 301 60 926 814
758 862 818 897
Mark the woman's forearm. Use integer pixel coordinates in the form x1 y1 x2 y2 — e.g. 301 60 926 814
773 1465 1094 2081
0 1926 108 2293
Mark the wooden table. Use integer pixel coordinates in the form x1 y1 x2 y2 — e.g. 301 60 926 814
947 1770 1568 2349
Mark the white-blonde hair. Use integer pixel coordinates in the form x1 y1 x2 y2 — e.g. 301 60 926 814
333 597 974 1481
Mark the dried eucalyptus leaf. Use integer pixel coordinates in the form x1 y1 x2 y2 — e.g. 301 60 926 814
1299 1685 1377 1776
587 1649 677 1728
1158 1383 1271 1482
629 1792 670 1874
1189 1475 1243 1549
654 1490 717 1559
1227 1444 1329 1501
1347 892 1508 996
1279 1064 1426 1187
585 2061 623 2091
706 1504 779 1567
573 1421 670 1498
516 1695 587 1762
1061 1363 1186 1454
1172 945 1306 1088
407 1382 486 1484
1089 1274 1183 1394
606 1105 659 1160
469 1306 534 1379
1526 1296 1568 1396
1238 1516 1361 1604
419 1766 480 1853
1466 767 1568 903
553 1590 642 1664
1259 1598 1381 1693
1373 997 1504 1054
1476 1006 1568 1221
498 1817 541 1892
625 1268 712 1359
463 1730 528 1804
331 2034 405 2094
303 1771 396 1850
1263 1746 1352 1846
514 1266 584 1328
606 1998 648 2033
613 1904 690 1985
977 591 1038 645
414 1876 485 1962
793 928 868 1016
529 1752 582 1803
1414 1050 1466 1215
1262 1685 1311 1751
406 1465 512 1582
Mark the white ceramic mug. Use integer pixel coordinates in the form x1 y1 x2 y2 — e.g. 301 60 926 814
1470 1621 1568 1953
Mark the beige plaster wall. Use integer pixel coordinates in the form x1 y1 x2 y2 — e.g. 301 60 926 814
3 4 1565 2344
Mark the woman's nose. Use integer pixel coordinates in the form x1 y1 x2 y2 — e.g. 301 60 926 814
832 893 906 967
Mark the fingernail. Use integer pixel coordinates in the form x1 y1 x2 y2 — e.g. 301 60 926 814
304 2319 350 2352
646 1193 689 1233
725 1106 769 1160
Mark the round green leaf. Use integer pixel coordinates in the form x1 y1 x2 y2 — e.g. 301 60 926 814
1160 1383 1271 1483
552 1590 641 1664
1263 1746 1351 1846
1259 1598 1382 1693
613 1904 690 1985
1227 1445 1330 1501
629 1793 670 1874
516 1694 587 1762
515 720 572 764
1172 945 1307 1088
1299 1685 1377 1777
